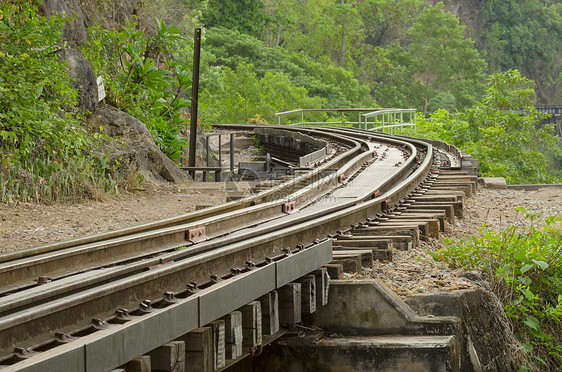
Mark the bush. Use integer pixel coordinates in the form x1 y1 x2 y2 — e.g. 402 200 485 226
81 18 191 160
0 2 122 203
414 70 561 184
430 210 562 371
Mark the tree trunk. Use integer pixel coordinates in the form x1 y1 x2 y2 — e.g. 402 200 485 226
339 0 346 67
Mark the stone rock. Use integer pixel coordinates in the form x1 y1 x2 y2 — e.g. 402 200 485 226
38 0 140 47
481 177 507 189
405 288 526 371
87 103 190 184
55 48 98 113
38 0 89 46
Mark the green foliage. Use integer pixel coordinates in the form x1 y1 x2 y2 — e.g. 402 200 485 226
0 2 122 203
415 70 561 184
203 0 266 38
357 0 421 47
81 18 191 160
463 71 560 184
480 0 562 104
406 2 487 112
429 210 562 370
200 62 325 124
203 27 373 108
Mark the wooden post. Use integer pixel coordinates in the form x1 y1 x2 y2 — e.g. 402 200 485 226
188 28 202 168
313 268 330 307
148 341 185 372
180 327 212 372
259 291 279 336
278 283 301 326
240 301 262 349
221 311 243 360
209 320 225 370
125 356 151 372
297 275 316 314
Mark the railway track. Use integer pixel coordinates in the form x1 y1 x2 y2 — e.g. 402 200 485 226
0 125 477 371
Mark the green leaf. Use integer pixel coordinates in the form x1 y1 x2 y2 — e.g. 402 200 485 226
520 264 534 274
523 316 540 331
532 260 549 270
522 343 533 353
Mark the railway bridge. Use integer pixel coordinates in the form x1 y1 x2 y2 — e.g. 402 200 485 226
0 109 503 372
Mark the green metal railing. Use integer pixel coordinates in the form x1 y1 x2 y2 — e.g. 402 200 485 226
275 108 416 134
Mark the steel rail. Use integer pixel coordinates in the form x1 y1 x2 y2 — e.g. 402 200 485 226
0 126 438 370
0 129 418 313
0 126 374 292
0 126 357 264
0 125 423 295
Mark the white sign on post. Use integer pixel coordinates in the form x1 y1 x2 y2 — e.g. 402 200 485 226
97 76 106 102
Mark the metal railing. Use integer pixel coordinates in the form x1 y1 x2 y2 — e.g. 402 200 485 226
362 108 416 134
275 108 416 134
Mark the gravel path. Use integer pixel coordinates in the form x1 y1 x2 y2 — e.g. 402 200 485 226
365 186 562 297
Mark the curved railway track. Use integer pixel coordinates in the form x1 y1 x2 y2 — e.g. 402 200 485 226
0 125 476 371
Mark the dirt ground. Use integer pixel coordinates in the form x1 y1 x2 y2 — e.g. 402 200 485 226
0 182 228 253
0 181 561 258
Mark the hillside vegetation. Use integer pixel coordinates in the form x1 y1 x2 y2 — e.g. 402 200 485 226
0 0 561 206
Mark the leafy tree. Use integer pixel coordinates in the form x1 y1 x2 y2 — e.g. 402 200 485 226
416 70 561 184
280 0 364 68
203 27 373 108
82 19 191 160
199 62 325 124
372 42 425 109
406 2 487 112
480 0 562 104
261 0 303 47
463 70 559 183
357 0 421 47
203 0 266 38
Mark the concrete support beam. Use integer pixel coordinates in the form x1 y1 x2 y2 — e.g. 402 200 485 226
257 334 460 372
314 280 459 336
